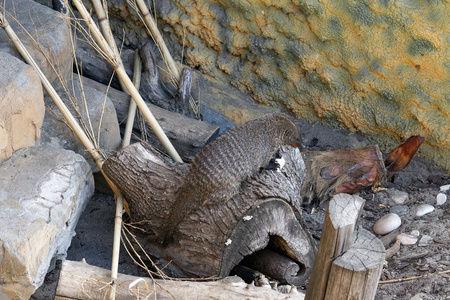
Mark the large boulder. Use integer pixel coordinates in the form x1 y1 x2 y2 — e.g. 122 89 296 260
40 75 122 172
0 0 72 90
0 52 44 162
0 146 94 299
102 0 449 170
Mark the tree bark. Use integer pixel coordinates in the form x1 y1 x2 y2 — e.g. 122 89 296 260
102 143 316 284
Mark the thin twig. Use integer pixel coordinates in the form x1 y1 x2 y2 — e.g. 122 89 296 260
379 269 450 284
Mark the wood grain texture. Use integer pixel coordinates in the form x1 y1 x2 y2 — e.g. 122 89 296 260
103 143 316 284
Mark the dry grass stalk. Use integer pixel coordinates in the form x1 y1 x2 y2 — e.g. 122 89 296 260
72 0 183 163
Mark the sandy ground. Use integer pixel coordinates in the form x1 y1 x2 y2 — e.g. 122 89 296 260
31 120 449 299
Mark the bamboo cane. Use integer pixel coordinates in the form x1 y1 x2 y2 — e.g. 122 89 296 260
123 51 142 145
91 0 129 94
72 0 183 163
109 52 142 300
134 0 180 81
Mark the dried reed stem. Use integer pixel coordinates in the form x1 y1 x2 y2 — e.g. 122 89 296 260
91 0 129 94
123 51 142 145
110 51 142 300
72 0 183 163
134 0 180 81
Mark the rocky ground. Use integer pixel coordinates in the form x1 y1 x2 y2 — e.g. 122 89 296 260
31 117 449 299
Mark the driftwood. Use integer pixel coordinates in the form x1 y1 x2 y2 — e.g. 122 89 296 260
82 76 219 161
305 194 385 300
55 260 304 299
102 143 316 284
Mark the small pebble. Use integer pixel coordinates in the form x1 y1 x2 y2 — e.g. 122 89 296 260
415 204 435 217
385 240 401 259
373 213 402 235
396 233 418 245
389 205 409 216
418 235 434 247
436 193 447 206
440 184 450 192
278 285 292 294
387 189 409 205
256 276 271 289
410 230 420 237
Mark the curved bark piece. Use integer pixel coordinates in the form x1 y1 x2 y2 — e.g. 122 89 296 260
174 67 194 117
139 42 172 104
301 146 386 206
384 135 425 178
103 143 316 285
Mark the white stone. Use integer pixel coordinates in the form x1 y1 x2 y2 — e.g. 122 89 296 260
373 213 402 235
410 230 420 237
436 193 447 206
396 233 418 245
415 204 435 217
0 146 94 298
440 184 450 192
387 188 409 205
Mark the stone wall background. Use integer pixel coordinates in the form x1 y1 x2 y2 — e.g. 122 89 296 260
104 0 449 170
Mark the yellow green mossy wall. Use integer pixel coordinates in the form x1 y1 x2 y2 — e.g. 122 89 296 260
106 0 450 170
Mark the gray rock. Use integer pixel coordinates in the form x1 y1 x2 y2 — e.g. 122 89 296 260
0 52 44 162
387 189 409 205
389 205 410 217
0 145 94 298
40 75 122 172
418 235 434 247
0 0 72 90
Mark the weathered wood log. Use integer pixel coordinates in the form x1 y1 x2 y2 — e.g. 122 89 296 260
55 260 304 300
242 249 306 286
81 76 219 161
102 143 316 284
305 194 385 300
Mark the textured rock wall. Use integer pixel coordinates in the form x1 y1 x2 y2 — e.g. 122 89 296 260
0 52 44 162
106 0 448 170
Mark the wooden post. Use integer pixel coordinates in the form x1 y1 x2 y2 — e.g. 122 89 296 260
305 194 385 300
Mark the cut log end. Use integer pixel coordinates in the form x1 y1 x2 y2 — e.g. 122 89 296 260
103 144 317 285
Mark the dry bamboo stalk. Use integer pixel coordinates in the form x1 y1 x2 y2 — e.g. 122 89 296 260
123 51 142 145
110 51 142 300
134 0 180 81
89 3 144 297
72 0 183 163
91 0 128 94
